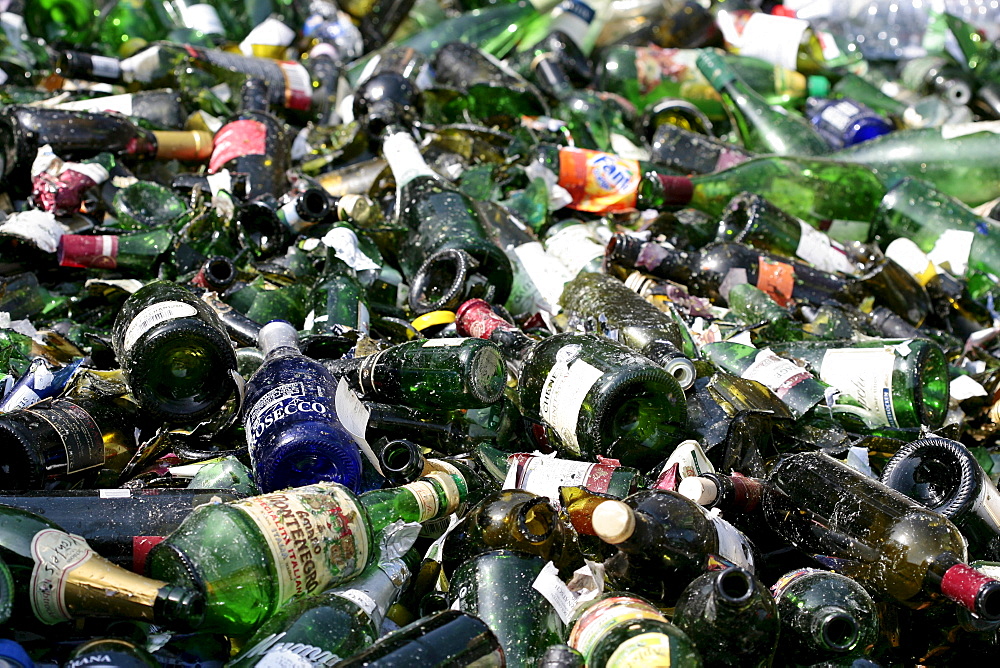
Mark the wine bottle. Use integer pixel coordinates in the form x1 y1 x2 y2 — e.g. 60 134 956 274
763 450 1000 620
0 391 139 490
334 609 504 667
515 332 688 469
207 77 290 198
696 49 830 156
559 272 696 389
0 106 213 195
671 566 779 667
880 437 1000 562
0 504 204 630
58 228 174 274
764 338 949 432
566 593 703 666
589 489 756 604
327 337 507 410
231 536 418 668
52 88 188 130
243 320 363 494
771 568 880 664
440 489 583 578
474 444 643 501
110 280 239 423
448 550 564 667
146 472 467 634
649 122 755 175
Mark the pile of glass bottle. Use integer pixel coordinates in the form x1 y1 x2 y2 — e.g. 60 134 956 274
5 0 1000 665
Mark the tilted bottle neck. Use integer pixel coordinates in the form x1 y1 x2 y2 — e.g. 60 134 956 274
381 128 435 189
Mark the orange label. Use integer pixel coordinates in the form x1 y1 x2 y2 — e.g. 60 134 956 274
557 147 640 213
756 257 795 307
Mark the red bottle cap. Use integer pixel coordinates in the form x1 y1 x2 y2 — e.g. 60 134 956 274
941 562 1000 620
656 175 694 205
57 234 120 269
455 299 516 340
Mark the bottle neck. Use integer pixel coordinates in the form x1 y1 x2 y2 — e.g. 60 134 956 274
330 555 411 629
930 554 1000 620
381 129 435 188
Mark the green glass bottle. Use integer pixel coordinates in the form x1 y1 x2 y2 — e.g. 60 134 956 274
309 230 372 336
110 280 239 423
587 489 756 604
231 539 417 667
329 337 507 410
516 332 687 469
377 123 513 312
829 124 1000 207
695 49 829 156
764 337 949 432
566 593 703 667
873 176 1000 280
58 228 174 275
449 550 564 668
0 504 203 630
771 568 880 664
23 0 97 46
335 609 505 667
559 272 696 388
725 283 807 344
649 122 756 175
440 489 583 578
593 44 809 120
96 0 171 57
146 473 467 635
764 451 1000 620
474 444 643 501
671 566 779 667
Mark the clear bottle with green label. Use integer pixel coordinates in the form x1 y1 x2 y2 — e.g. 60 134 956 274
146 472 467 635
110 280 239 423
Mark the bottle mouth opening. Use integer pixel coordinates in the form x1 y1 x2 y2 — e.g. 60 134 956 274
381 439 420 475
716 567 753 604
880 437 979 518
518 497 556 544
821 611 860 651
408 248 475 315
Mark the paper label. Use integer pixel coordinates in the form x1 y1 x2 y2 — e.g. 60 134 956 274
334 378 376 471
57 93 134 116
755 257 795 307
819 346 899 427
30 529 94 624
421 338 466 347
532 561 578 624
557 147 640 213
121 300 199 352
719 11 808 71
278 61 312 111
257 649 321 668
770 567 821 599
209 119 267 173
795 221 856 275
606 632 675 668
26 400 104 474
509 241 572 314
88 54 122 80
334 588 379 618
539 345 604 455
569 596 664 662
709 513 756 571
59 235 119 269
503 453 615 502
544 224 604 277
742 349 812 399
242 633 340 668
819 99 861 132
401 479 441 522
663 439 715 479
180 4 224 35
232 483 369 605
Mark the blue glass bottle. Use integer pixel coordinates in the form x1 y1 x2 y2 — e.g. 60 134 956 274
805 97 895 149
243 320 363 493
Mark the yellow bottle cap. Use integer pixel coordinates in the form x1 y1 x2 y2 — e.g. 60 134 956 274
411 310 456 332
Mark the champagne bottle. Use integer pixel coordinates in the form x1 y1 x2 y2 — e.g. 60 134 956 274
231 535 418 668
243 320 363 494
763 450 1000 620
208 78 290 198
334 609 504 667
515 332 688 469
671 566 779 667
589 489 756 604
110 280 239 423
880 437 1000 562
0 504 204 629
327 337 507 410
566 593 703 666
440 489 583 578
770 568 880 664
0 391 138 490
696 49 830 156
0 106 213 195
146 473 467 634
559 272 696 389
764 338 949 432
